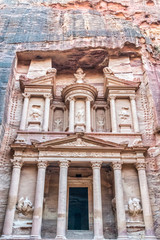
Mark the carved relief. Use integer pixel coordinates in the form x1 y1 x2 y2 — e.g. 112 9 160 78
128 198 142 217
75 109 85 123
53 109 64 132
16 197 34 216
96 109 105 132
74 68 86 83
29 105 42 121
118 107 130 123
54 118 63 132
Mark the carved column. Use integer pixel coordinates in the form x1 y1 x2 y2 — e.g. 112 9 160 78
92 162 104 240
110 96 117 133
130 96 139 133
136 162 156 238
31 161 47 239
86 99 91 132
2 158 23 236
69 98 75 132
112 162 127 239
43 94 51 131
20 93 30 130
56 161 69 239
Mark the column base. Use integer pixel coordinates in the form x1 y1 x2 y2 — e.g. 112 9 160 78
93 235 104 240
145 236 157 240
117 236 128 240
55 235 66 240
30 235 41 239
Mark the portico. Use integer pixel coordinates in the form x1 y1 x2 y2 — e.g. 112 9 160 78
1 133 156 240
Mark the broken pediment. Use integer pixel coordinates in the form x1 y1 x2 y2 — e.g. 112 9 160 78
103 67 140 95
33 134 126 150
19 68 57 91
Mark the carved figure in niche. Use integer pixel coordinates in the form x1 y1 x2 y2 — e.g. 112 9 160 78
128 198 142 217
54 118 63 131
29 105 42 121
119 107 130 123
97 115 105 132
16 197 34 216
103 67 115 76
76 109 85 123
74 68 86 83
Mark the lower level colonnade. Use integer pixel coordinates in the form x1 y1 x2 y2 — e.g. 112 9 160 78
2 159 157 240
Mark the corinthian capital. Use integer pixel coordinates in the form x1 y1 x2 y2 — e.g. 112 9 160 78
91 161 102 169
112 162 122 170
37 160 48 169
136 162 146 171
11 158 23 168
59 160 70 168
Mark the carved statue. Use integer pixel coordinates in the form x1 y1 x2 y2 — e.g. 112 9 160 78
54 118 63 131
128 198 142 217
74 68 86 83
97 115 105 131
16 197 34 216
103 67 115 76
76 109 85 123
119 107 130 122
29 105 42 121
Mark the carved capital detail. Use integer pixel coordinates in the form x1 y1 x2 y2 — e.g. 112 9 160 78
109 95 116 101
130 95 136 101
44 93 52 99
22 93 30 98
11 158 23 168
136 162 146 170
59 160 70 168
37 160 48 169
91 161 102 169
112 162 122 170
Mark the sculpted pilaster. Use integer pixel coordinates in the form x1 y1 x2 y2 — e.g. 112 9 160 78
43 94 52 131
20 93 31 130
109 95 117 133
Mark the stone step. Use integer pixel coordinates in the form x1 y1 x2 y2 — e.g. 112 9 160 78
66 230 94 239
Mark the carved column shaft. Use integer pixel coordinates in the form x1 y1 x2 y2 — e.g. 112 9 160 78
112 162 127 238
2 159 23 236
110 96 117 133
43 95 51 131
130 96 139 133
86 100 91 132
92 162 104 239
31 161 47 238
136 163 155 237
56 161 69 239
69 99 75 132
20 94 30 130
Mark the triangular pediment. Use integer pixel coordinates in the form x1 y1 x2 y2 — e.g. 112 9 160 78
103 67 140 90
20 69 56 90
34 134 126 149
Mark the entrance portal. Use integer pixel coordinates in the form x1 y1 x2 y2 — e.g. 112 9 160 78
68 187 89 230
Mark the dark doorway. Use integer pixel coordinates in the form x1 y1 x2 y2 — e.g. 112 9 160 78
68 187 89 230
